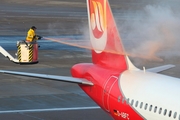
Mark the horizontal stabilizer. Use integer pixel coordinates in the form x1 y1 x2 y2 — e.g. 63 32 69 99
0 70 93 86
147 64 175 73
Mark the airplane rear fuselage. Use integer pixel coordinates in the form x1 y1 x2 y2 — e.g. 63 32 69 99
72 63 180 120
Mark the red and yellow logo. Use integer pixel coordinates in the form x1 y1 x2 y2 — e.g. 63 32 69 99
90 0 106 38
89 0 107 53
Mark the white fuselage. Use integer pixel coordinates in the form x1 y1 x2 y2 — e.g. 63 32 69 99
120 70 180 120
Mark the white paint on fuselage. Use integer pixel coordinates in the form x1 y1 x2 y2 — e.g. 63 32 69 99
119 70 180 120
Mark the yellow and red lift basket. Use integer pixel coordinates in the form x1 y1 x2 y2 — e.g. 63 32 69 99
17 41 38 64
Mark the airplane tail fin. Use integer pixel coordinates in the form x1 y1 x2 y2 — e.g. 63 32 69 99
87 0 134 70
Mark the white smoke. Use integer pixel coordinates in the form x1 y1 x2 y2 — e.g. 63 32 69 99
119 5 180 62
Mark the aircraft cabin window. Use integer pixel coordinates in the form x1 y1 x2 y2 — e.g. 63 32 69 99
121 99 179 119
144 103 148 110
149 105 153 111
118 96 121 102
131 99 134 106
140 102 143 109
122 98 125 104
154 106 157 113
173 112 177 118
169 110 172 117
159 108 162 114
127 98 129 104
135 101 139 107
164 109 167 116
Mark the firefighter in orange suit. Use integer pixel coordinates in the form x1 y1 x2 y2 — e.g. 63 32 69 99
26 26 42 42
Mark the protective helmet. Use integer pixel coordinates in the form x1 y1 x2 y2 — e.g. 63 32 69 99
31 26 37 30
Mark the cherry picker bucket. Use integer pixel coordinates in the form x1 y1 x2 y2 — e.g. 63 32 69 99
16 41 38 64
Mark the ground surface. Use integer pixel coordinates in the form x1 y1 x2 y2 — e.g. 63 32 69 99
0 0 180 120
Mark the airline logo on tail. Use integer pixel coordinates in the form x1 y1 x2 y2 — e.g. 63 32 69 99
89 0 107 53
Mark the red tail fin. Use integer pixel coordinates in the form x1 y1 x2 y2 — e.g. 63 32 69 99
87 0 127 70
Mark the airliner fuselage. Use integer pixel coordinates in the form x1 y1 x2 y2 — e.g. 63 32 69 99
72 63 180 120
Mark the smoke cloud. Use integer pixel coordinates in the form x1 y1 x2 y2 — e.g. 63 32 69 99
46 2 180 64
119 5 180 62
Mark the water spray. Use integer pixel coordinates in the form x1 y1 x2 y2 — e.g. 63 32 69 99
43 37 163 62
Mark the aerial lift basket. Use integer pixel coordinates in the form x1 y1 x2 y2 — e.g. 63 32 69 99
0 40 39 64
16 41 38 64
